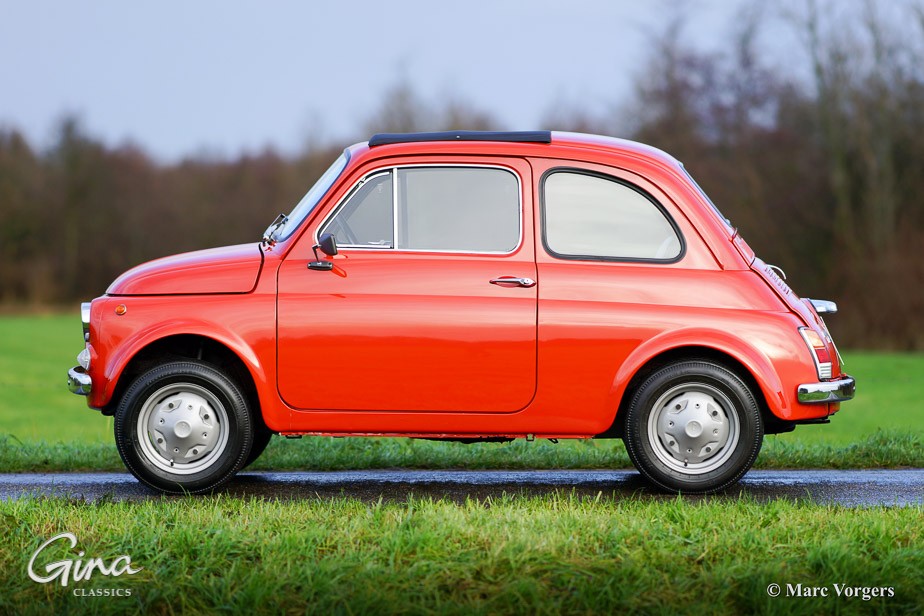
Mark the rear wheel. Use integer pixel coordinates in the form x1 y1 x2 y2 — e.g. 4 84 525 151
624 360 763 493
114 361 253 494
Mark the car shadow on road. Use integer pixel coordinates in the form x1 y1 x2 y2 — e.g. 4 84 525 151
4 469 920 506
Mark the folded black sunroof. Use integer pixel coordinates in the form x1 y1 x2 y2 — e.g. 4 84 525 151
369 131 552 147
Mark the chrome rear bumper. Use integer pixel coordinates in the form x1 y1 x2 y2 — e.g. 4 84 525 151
797 375 855 404
67 366 92 395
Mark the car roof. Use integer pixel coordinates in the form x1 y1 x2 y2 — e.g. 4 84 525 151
359 130 682 169
329 131 741 270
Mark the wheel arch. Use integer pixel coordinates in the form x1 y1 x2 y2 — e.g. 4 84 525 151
599 335 792 438
102 333 265 431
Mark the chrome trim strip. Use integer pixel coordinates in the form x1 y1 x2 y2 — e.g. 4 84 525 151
767 263 787 280
797 375 855 404
316 163 525 255
80 302 91 342
809 298 838 314
392 167 399 248
67 366 92 396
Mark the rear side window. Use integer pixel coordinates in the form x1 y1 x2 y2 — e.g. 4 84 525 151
542 171 682 261
321 166 520 253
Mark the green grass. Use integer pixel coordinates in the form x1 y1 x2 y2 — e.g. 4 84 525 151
1 314 922 471
1 495 921 615
808 352 924 444
1 430 921 473
2 316 921 614
0 314 113 443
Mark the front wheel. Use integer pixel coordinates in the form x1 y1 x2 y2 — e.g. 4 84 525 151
243 426 273 469
624 360 763 493
114 361 253 494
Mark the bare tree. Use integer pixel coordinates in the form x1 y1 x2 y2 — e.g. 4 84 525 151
363 79 501 135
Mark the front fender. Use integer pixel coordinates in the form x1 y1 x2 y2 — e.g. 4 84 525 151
89 301 268 412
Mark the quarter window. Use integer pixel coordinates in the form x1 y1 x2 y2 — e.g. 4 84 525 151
543 171 682 261
324 172 393 247
321 166 520 253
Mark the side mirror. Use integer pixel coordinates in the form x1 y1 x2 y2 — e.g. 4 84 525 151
318 233 338 256
308 233 338 271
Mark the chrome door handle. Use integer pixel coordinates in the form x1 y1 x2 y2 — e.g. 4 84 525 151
490 276 536 288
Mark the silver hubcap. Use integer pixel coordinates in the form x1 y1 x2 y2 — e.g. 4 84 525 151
647 383 740 475
136 383 229 475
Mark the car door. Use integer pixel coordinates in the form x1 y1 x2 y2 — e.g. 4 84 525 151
276 158 537 413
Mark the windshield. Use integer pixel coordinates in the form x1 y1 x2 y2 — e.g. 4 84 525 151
267 150 350 243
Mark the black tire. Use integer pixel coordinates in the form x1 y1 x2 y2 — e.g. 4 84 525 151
623 360 763 493
243 427 273 469
114 361 253 494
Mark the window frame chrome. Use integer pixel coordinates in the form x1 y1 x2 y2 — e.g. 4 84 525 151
315 163 524 255
538 167 686 264
319 170 394 249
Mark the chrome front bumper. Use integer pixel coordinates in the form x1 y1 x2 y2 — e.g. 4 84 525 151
797 375 855 404
67 366 92 395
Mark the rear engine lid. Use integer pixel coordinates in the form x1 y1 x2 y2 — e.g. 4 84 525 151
750 255 842 376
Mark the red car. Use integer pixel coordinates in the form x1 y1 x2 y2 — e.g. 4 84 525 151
67 131 855 494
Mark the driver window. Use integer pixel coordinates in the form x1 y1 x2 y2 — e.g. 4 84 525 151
321 172 393 247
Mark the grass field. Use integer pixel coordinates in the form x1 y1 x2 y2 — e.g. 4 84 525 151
2 494 921 615
2 315 922 614
1 314 922 472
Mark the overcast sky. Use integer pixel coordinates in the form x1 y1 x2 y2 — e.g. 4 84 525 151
1 0 800 161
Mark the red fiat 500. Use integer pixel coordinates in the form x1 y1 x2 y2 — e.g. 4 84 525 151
67 131 855 494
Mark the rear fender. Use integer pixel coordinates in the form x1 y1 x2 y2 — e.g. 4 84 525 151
607 327 788 423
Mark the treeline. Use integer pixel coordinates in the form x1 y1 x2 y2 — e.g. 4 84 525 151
0 121 343 304
2 1 923 349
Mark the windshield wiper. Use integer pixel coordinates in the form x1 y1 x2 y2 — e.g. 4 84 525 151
262 213 288 246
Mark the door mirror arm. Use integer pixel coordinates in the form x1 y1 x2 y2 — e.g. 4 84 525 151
308 233 338 271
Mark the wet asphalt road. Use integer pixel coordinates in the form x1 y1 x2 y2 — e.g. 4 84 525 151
0 469 922 506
